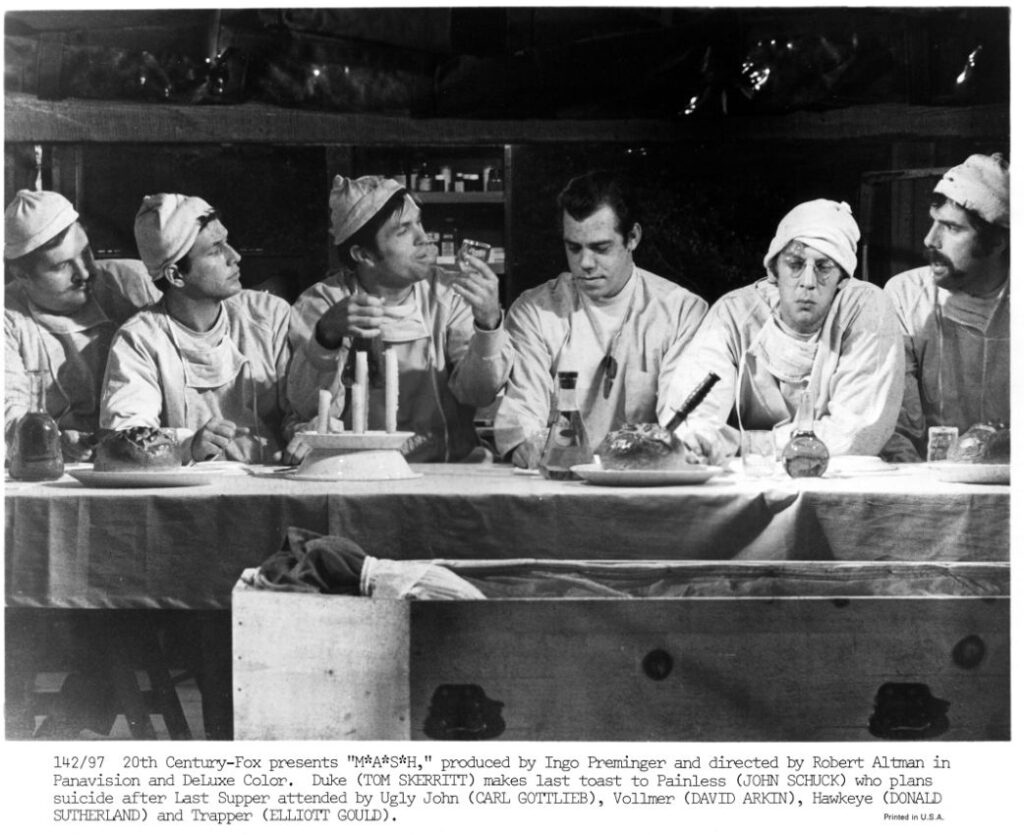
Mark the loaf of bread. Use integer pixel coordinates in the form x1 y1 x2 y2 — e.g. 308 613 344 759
94 427 181 472
595 423 707 471
949 423 1010 464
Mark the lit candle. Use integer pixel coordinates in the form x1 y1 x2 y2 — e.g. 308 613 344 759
352 351 368 433
384 349 399 433
317 389 331 434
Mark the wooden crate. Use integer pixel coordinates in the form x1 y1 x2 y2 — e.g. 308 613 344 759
232 567 1009 741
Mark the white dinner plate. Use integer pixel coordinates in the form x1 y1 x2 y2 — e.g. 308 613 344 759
827 455 898 475
570 463 723 486
70 470 212 489
929 463 1010 485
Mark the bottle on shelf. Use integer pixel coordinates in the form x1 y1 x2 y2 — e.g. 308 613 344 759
416 164 433 192
9 370 64 481
781 387 830 477
439 165 452 192
539 371 592 480
487 168 504 192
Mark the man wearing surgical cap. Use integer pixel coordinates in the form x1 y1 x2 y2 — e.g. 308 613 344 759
663 198 904 461
883 153 1010 461
288 175 512 462
99 194 296 463
4 190 159 461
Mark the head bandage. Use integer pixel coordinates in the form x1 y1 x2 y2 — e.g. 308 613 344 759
763 199 860 279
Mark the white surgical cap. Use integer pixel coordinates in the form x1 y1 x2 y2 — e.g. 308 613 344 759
4 190 79 260
329 175 404 246
134 193 215 278
934 153 1009 229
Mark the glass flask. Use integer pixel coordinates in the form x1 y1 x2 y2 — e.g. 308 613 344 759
9 370 64 481
539 371 591 481
782 388 829 478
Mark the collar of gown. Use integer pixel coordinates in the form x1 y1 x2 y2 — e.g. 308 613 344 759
942 280 1008 332
379 285 430 343
27 292 109 334
168 304 247 388
752 314 821 385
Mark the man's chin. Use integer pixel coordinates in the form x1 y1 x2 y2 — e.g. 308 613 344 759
574 277 607 297
930 265 965 291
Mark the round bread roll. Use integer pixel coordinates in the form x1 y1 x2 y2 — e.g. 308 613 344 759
949 423 1010 464
94 427 181 472
595 422 707 470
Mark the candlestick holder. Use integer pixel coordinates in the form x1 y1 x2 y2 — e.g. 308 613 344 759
286 431 420 481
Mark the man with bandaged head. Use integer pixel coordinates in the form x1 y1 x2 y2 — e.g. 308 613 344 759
664 198 904 460
883 154 1010 461
100 194 294 463
288 175 511 462
4 190 159 461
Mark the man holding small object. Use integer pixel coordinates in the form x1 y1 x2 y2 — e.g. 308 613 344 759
100 193 295 463
493 170 708 469
288 175 512 462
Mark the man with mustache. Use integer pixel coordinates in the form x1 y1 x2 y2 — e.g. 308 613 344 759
4 190 159 461
100 193 295 463
883 154 1009 461
665 199 903 461
494 170 708 468
288 175 511 462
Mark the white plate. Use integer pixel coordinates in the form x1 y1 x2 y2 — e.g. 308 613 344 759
827 455 898 475
929 463 1010 485
70 470 212 489
571 463 723 486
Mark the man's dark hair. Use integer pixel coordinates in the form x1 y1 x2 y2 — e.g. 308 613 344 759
4 222 77 274
173 209 221 276
336 189 413 270
930 193 1009 257
557 170 639 239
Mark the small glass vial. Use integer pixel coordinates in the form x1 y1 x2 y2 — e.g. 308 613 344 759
782 388 829 478
927 426 959 461
9 370 64 481
539 371 591 480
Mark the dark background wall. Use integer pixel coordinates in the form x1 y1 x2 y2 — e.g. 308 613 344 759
4 6 1011 306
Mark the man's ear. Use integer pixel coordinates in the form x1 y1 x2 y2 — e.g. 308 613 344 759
163 264 186 288
625 222 642 252
350 244 376 268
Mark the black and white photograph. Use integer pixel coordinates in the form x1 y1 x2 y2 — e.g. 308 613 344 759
2 3 1016 832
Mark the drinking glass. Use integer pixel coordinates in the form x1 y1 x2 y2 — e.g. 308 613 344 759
742 430 776 478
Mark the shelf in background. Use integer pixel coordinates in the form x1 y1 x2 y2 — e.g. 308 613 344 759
5 94 1009 144
415 191 504 204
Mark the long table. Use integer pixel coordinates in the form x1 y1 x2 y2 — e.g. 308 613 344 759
5 461 1010 740
4 461 1010 609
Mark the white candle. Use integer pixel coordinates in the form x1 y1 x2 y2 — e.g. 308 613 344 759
316 389 331 434
352 352 368 433
384 349 399 433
